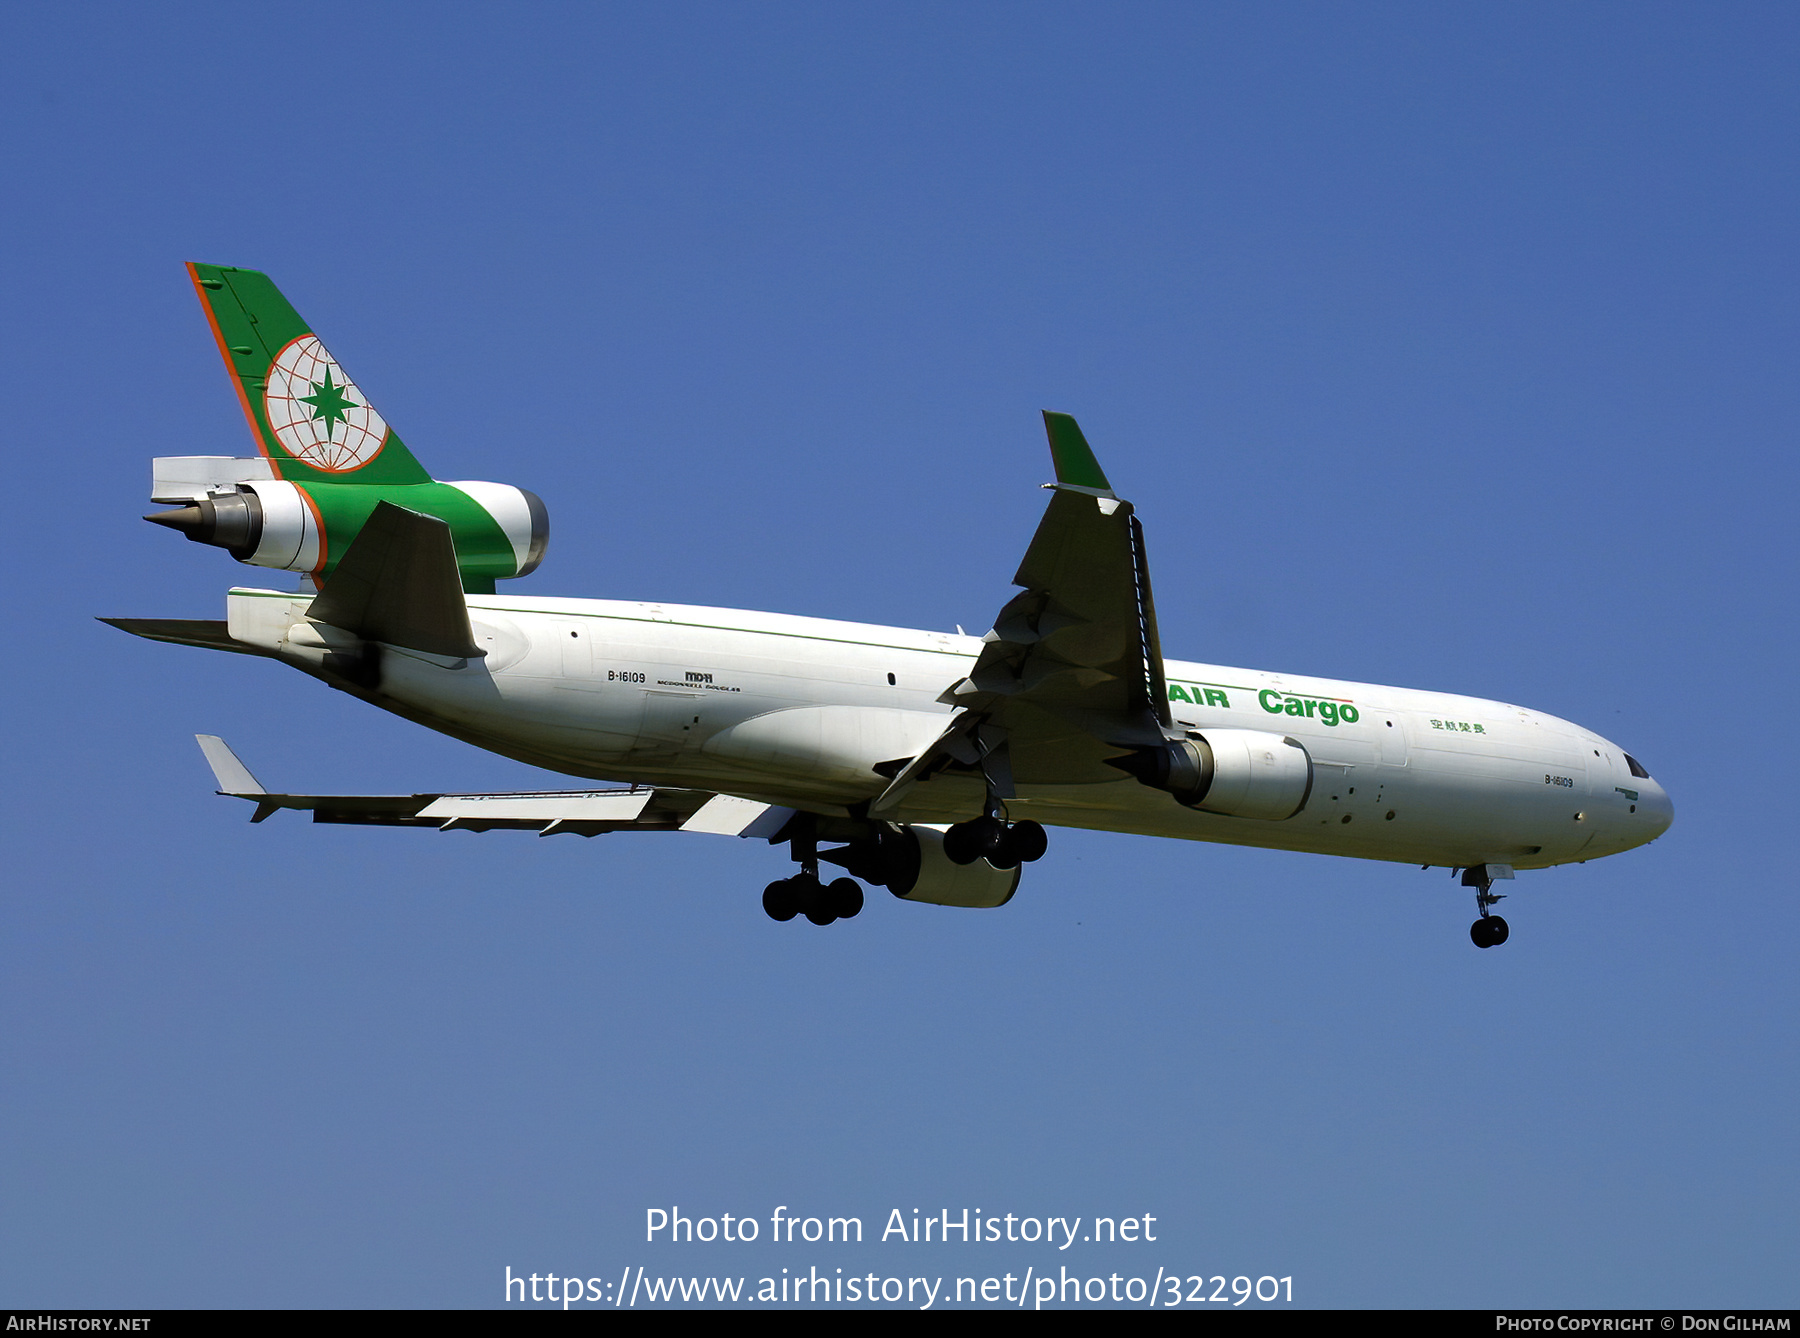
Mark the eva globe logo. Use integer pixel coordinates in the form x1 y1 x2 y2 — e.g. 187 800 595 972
263 334 388 471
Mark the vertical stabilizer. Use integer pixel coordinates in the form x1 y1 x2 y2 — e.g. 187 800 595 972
187 263 431 486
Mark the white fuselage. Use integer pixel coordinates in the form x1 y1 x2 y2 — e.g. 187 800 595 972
230 588 1674 871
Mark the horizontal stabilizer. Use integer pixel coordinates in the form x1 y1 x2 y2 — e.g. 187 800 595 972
306 501 482 659
99 618 273 658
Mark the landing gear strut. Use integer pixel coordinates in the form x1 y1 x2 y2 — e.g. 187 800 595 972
762 817 865 926
942 796 1048 870
1462 865 1510 948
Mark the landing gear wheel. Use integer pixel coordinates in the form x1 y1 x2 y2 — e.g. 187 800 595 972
1008 820 1048 863
1470 915 1510 948
1461 865 1512 948
944 815 1009 866
943 817 1000 867
762 879 798 922
827 877 864 919
781 872 832 924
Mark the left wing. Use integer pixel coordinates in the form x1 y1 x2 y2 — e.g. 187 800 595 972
872 412 1169 818
194 735 794 839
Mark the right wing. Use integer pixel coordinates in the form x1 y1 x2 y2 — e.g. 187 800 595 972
872 412 1171 819
194 735 794 839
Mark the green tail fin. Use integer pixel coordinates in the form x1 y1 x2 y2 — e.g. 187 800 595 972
187 263 431 486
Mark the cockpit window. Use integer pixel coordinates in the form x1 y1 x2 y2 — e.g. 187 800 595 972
1625 754 1651 780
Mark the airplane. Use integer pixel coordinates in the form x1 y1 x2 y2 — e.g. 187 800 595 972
106 264 1673 948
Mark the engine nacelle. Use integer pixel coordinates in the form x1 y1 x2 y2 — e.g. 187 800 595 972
848 825 1020 908
147 461 548 586
1118 727 1313 821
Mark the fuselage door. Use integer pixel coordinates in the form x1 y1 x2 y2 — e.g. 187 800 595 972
558 622 592 679
631 688 702 757
1378 711 1409 769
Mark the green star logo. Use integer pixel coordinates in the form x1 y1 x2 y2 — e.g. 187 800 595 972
299 369 359 440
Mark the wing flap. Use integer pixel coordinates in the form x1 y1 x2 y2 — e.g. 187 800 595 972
188 736 789 840
679 794 795 837
418 792 654 823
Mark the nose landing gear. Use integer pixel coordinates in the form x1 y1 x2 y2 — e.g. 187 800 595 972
1470 913 1509 948
1462 864 1513 948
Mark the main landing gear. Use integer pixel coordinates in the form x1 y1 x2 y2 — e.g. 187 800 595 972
763 873 864 926
1462 865 1510 949
762 817 865 926
759 804 1049 924
941 813 1048 870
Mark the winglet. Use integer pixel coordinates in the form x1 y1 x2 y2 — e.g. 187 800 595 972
1042 412 1115 496
196 735 265 795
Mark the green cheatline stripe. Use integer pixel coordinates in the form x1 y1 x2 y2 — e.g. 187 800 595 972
1256 686 1356 704
234 589 975 657
483 608 975 656
240 589 1370 698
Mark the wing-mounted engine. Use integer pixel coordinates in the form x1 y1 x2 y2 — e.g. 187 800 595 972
826 824 1021 908
1113 727 1314 820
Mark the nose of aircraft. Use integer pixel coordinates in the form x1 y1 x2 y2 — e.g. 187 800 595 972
1641 777 1674 840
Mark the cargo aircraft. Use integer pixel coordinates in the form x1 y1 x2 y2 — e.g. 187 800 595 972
108 265 1673 947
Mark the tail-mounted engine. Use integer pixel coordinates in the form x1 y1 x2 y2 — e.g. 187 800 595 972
153 266 549 590
1113 727 1313 821
146 457 547 590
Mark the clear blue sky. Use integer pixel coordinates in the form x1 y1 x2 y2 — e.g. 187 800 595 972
2 1 1794 1308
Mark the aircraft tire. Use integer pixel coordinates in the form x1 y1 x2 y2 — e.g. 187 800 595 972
763 880 798 922
947 815 1012 867
828 878 864 919
784 873 833 924
942 820 982 865
1008 820 1048 863
1470 916 1510 948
